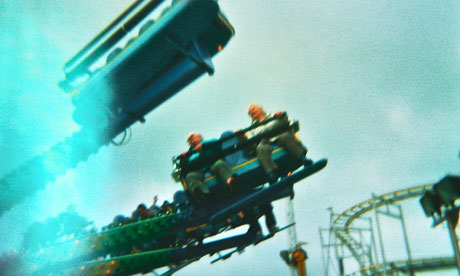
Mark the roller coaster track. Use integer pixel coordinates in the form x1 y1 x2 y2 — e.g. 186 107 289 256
27 160 327 275
331 184 434 274
29 212 185 267
348 256 455 276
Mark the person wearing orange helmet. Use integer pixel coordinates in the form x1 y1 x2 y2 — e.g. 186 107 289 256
178 132 237 203
247 103 312 184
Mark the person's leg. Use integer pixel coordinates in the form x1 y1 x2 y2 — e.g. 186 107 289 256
260 203 278 233
276 132 312 165
185 171 208 203
210 159 238 192
256 140 279 183
210 159 234 182
248 220 263 238
245 211 263 238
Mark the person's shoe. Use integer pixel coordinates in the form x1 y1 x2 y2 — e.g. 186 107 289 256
226 175 238 193
195 188 210 204
248 222 263 238
203 191 211 201
299 155 313 166
267 171 279 184
247 229 263 240
268 225 279 234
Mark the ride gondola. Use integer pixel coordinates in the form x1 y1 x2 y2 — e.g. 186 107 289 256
62 0 234 140
29 117 327 276
15 1 327 275
0 0 234 216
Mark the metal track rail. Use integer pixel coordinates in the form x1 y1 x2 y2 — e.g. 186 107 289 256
329 184 434 274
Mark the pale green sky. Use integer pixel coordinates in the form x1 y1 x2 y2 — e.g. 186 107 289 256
0 0 459 275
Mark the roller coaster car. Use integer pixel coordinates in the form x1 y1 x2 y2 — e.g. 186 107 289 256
60 0 234 140
174 126 305 206
168 118 326 238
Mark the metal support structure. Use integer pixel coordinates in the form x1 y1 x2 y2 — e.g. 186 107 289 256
321 184 457 276
287 198 299 276
319 208 336 276
398 205 413 276
368 217 378 268
319 228 331 276
372 194 388 276
445 209 460 273
373 196 414 276
320 210 374 276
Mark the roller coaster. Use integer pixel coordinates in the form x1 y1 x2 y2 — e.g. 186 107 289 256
26 116 327 275
320 183 457 275
27 147 326 275
2 1 328 275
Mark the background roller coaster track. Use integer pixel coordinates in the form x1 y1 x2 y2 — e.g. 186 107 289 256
333 184 434 229
330 184 434 272
348 256 456 276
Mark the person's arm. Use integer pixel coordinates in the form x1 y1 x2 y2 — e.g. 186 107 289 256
250 112 290 138
199 138 220 151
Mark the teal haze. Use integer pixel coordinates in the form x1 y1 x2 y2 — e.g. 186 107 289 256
0 0 459 275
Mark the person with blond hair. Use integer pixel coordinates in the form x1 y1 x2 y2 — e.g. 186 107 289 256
247 103 312 184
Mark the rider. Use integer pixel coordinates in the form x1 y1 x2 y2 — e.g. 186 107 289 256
177 132 237 203
247 103 312 184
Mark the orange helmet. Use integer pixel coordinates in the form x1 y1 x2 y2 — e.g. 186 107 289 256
187 132 202 146
248 103 265 121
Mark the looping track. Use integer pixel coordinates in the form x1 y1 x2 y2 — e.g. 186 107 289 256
329 184 456 275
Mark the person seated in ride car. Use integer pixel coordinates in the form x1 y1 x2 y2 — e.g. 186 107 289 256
132 203 153 221
246 103 312 184
149 195 161 216
160 200 174 214
177 132 237 203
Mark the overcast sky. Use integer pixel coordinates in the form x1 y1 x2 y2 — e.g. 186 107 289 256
1 0 459 275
